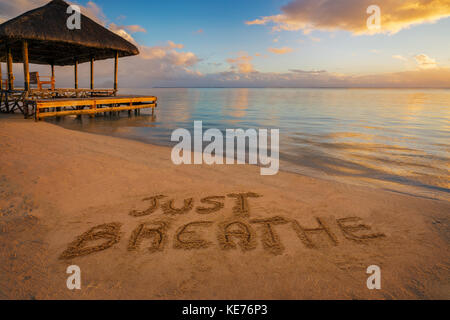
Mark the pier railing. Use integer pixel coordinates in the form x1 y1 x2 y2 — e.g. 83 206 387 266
34 95 157 121
1 88 116 117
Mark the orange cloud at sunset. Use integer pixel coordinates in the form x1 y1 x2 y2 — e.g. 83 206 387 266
123 24 147 33
268 47 294 55
139 41 198 66
226 54 255 73
210 67 450 88
246 0 450 34
352 67 450 87
414 54 438 69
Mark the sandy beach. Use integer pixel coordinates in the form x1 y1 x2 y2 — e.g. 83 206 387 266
0 116 448 300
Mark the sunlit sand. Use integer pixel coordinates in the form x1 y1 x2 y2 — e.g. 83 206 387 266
0 117 448 299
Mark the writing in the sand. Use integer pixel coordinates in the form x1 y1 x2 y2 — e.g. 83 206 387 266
60 192 386 260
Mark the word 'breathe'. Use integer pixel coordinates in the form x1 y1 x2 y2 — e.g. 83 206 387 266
60 192 386 259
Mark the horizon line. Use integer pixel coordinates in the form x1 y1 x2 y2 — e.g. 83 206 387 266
148 87 450 89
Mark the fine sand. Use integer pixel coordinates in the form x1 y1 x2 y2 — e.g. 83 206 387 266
0 116 448 300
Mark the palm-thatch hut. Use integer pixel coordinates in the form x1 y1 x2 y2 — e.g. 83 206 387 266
0 0 156 119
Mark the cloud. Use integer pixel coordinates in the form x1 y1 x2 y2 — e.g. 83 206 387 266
0 0 46 22
108 24 146 45
289 69 327 75
108 23 138 44
414 54 438 69
167 41 184 49
123 25 147 33
226 54 256 73
268 47 294 55
246 0 450 35
194 29 204 34
391 54 439 69
187 67 450 88
83 0 107 25
348 68 450 87
392 55 408 61
20 61 450 89
139 41 198 67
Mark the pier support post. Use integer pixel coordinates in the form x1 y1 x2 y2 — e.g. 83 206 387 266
7 46 14 90
114 51 118 95
22 41 30 91
51 63 55 90
90 57 94 90
22 41 30 118
50 62 60 114
90 102 96 118
74 60 78 91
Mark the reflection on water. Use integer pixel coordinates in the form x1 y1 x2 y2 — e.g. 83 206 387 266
49 88 450 201
224 88 249 121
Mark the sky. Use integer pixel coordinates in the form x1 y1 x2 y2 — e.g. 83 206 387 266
1 0 450 87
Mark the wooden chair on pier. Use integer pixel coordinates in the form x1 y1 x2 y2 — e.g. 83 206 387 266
1 74 13 90
30 72 55 90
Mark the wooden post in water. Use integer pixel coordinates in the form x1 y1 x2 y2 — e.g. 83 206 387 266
90 57 94 90
7 46 14 90
114 51 118 95
74 60 78 89
22 41 30 91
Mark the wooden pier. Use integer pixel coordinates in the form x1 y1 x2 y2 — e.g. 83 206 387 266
34 95 157 120
0 0 157 121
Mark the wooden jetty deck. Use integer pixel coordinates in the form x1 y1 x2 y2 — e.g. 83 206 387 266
33 95 157 120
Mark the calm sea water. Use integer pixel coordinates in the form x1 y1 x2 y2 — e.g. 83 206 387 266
50 88 450 201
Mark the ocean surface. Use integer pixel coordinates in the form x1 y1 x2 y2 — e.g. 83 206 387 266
50 88 450 201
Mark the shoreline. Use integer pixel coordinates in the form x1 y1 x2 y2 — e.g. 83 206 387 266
47 113 449 203
0 116 449 299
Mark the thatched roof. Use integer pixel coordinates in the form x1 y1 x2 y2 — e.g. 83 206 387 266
0 0 139 66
